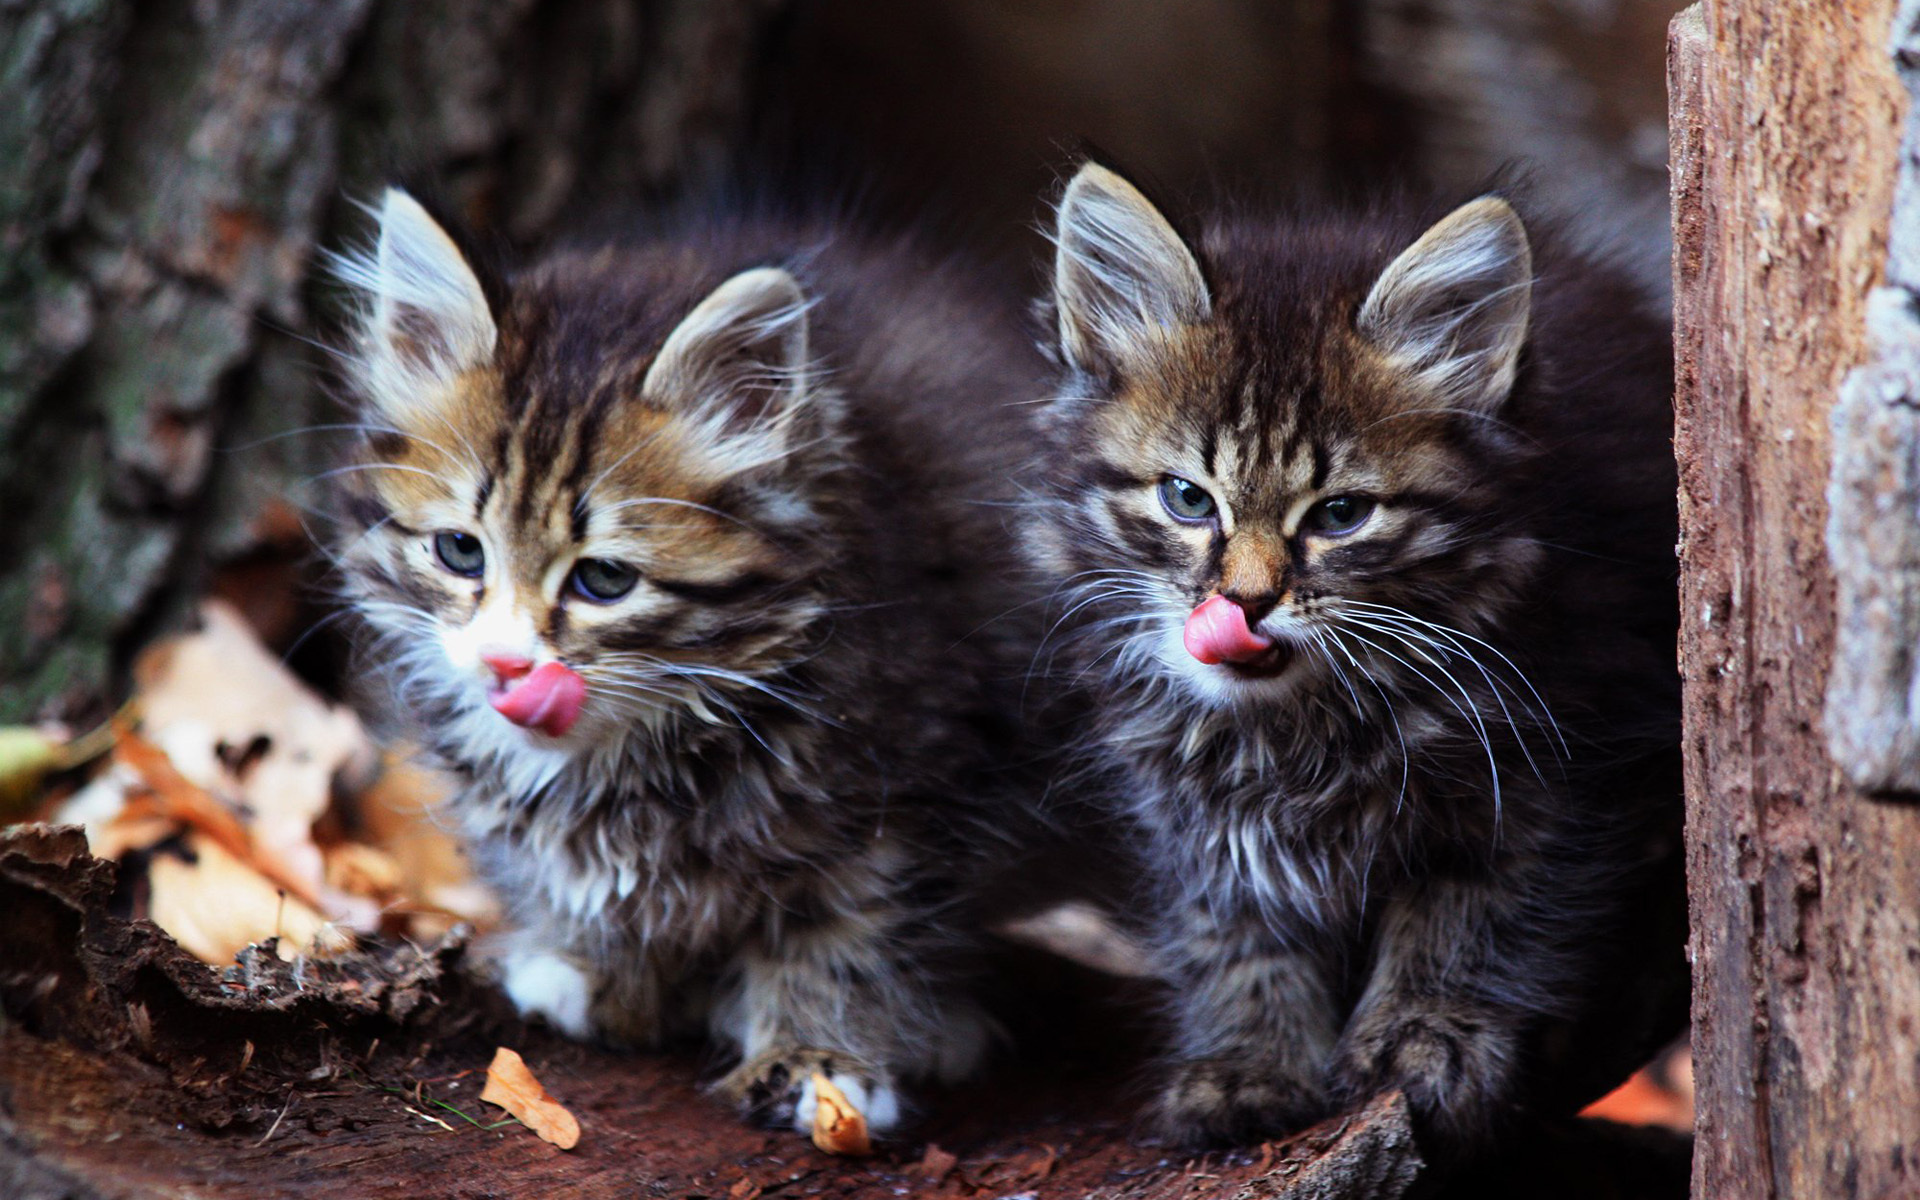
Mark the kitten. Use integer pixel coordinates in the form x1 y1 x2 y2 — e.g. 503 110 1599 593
325 189 1046 1136
1028 163 1684 1156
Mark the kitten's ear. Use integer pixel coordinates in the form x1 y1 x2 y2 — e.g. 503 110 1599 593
1358 196 1532 411
338 188 498 402
1052 163 1210 377
642 267 810 434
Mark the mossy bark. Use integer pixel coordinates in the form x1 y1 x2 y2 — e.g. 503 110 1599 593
0 0 783 721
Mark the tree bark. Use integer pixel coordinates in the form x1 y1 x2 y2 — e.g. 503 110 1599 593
0 0 784 722
1670 3 1920 1197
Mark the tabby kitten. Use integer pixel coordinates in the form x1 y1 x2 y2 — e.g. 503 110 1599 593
327 189 1044 1135
1030 164 1683 1156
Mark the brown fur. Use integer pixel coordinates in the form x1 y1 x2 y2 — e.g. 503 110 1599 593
1028 164 1685 1160
327 191 1052 1134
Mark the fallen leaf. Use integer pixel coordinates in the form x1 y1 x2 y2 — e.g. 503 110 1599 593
727 1176 762 1200
1580 1061 1693 1131
134 601 379 925
914 1143 958 1181
146 832 349 964
2 716 119 820
1018 1144 1059 1181
994 900 1155 978
324 841 403 900
809 1072 872 1157
479 1047 580 1150
352 753 499 938
0 727 63 819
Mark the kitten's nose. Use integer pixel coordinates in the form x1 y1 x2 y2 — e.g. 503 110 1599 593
1219 589 1280 625
479 648 536 683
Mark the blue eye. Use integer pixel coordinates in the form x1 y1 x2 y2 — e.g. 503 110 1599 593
433 531 485 577
1303 495 1375 536
1159 476 1217 522
570 558 640 603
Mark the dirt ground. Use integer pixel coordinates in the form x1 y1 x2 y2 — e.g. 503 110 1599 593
0 824 1690 1200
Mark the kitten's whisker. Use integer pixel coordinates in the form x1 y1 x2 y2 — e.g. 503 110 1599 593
1339 600 1569 760
304 461 466 493
591 495 764 534
1336 608 1561 791
1315 628 1412 814
1330 619 1502 827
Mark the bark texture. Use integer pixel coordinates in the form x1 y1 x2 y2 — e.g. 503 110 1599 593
1827 0 1920 796
1671 3 1920 1197
0 0 783 721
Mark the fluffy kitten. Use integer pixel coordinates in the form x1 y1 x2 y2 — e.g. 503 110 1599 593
1029 164 1684 1156
326 189 1045 1135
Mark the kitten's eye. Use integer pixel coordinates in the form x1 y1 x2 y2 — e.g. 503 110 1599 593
1303 496 1376 536
1158 476 1217 522
433 531 485 577
571 558 640 603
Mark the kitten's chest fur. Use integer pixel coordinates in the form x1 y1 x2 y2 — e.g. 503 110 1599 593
1105 673 1511 934
442 691 894 954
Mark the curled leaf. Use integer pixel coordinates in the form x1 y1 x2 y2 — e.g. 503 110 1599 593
479 1047 580 1150
809 1072 872 1157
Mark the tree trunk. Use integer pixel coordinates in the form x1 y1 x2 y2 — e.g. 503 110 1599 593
0 0 783 722
1670 3 1920 1197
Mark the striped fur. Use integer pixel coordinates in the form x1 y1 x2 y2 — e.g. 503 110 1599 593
326 190 1048 1136
1028 164 1684 1158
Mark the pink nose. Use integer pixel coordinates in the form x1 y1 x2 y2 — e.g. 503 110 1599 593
479 649 535 683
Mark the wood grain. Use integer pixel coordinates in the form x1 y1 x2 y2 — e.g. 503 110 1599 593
1671 2 1920 1196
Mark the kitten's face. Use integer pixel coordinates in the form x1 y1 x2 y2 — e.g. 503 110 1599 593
1043 167 1538 708
332 192 827 752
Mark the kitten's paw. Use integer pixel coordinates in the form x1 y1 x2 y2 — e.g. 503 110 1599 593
1148 1057 1326 1149
498 950 592 1039
715 1046 901 1136
1331 1002 1518 1145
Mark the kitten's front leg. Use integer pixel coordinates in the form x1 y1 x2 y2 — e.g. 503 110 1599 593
1330 875 1536 1153
710 860 986 1137
1151 902 1341 1147
494 924 674 1046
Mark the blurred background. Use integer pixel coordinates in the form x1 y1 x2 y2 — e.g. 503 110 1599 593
0 0 1684 724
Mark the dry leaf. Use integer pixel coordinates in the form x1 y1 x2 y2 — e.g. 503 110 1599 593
0 727 63 819
353 754 499 938
147 832 349 964
1016 1144 1059 1181
914 1143 958 1182
995 900 1156 978
324 841 404 900
134 600 378 925
479 1047 580 1150
809 1072 872 1156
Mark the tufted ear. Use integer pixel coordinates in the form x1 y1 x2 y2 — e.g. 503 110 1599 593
335 188 497 414
1358 196 1533 412
642 267 812 455
1051 163 1210 378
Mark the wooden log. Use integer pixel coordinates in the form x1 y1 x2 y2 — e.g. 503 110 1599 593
1670 2 1920 1196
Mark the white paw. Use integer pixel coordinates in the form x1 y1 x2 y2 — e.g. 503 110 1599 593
499 951 592 1039
791 1071 902 1136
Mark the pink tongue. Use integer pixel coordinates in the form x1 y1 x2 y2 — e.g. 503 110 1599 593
1183 595 1275 665
490 661 586 736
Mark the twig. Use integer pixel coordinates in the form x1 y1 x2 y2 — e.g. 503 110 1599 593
253 1092 297 1147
